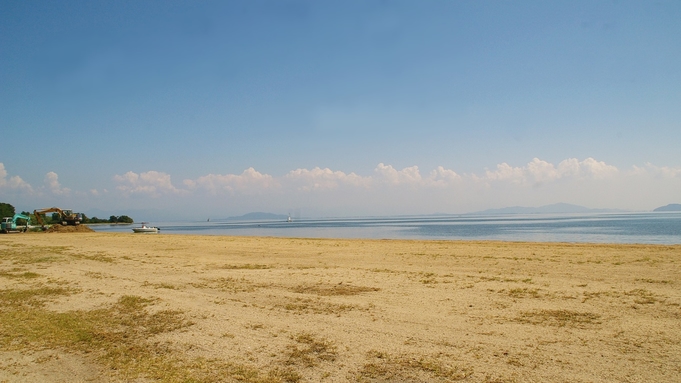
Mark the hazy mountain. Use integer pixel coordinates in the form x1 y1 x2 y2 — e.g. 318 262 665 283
653 204 681 212
473 203 623 215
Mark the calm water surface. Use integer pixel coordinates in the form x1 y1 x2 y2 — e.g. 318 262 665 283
91 212 681 244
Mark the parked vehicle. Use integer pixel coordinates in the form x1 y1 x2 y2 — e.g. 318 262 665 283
1 214 30 233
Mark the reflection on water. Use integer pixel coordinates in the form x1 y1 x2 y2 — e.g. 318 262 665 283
91 212 681 244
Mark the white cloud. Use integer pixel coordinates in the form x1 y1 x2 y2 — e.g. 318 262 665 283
483 162 525 183
427 166 461 186
554 158 580 178
638 163 681 179
44 172 71 195
178 159 622 199
527 158 560 182
576 157 619 179
91 159 681 216
183 167 278 195
114 171 187 197
4 157 676 218
285 167 370 191
0 163 33 193
480 157 619 185
374 163 422 185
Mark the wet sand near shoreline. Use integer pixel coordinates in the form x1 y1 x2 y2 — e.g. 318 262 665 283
1 233 680 382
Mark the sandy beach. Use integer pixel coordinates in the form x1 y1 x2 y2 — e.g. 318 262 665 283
1 232 680 382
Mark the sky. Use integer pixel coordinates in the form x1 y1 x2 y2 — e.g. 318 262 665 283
1 0 680 220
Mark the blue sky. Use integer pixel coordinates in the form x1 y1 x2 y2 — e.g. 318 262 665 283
1 0 680 219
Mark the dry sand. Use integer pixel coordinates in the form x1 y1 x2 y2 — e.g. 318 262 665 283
1 232 680 382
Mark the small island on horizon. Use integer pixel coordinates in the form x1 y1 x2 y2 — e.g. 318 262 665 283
653 203 681 212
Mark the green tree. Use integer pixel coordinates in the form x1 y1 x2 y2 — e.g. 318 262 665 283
109 215 118 223
0 203 15 218
87 216 108 223
117 215 134 224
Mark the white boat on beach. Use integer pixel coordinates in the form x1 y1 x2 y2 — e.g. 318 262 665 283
132 223 159 233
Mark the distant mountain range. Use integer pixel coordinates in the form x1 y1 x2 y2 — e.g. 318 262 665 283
653 203 681 212
89 203 678 223
472 203 625 215
221 203 681 221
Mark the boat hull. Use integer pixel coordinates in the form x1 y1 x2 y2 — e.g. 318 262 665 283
132 227 158 233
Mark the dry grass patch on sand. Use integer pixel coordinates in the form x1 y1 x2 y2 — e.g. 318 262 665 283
290 283 379 296
1 234 680 382
357 350 472 382
516 309 602 328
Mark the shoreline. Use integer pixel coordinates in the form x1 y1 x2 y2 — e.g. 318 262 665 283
83 229 681 246
84 211 681 245
1 233 680 382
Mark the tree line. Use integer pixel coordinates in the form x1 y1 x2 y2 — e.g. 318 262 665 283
0 202 133 224
85 215 134 224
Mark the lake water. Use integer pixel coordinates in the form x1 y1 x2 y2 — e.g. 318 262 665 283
90 212 681 245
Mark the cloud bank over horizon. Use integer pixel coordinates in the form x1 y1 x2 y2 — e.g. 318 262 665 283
1 157 679 219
